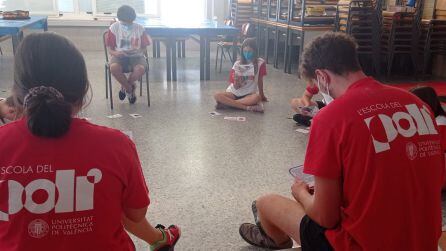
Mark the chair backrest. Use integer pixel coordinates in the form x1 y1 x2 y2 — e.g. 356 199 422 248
102 30 110 63
241 22 256 39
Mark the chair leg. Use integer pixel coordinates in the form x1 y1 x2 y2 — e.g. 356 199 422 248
215 46 220 71
177 41 181 58
0 46 3 56
146 67 150 107
140 77 143 97
220 48 225 73
105 66 109 99
156 41 161 58
182 41 186 58
153 40 157 58
108 71 114 110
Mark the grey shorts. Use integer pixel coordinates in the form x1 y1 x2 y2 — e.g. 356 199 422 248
110 55 147 73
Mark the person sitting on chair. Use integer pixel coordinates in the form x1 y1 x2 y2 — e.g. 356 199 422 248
106 5 152 104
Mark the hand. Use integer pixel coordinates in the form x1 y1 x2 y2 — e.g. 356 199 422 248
291 179 312 202
113 51 126 58
0 100 16 121
261 95 268 102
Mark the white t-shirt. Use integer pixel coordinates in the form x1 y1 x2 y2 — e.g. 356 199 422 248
109 22 147 56
226 58 266 97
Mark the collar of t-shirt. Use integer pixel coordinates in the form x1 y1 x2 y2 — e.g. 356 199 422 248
345 77 375 93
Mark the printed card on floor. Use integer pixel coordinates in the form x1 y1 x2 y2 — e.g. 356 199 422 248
106 114 123 119
237 117 246 122
122 131 133 140
129 113 142 119
209 111 222 116
289 165 315 185
224 116 238 121
296 128 309 134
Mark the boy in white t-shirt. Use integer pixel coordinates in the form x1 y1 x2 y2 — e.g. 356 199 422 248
214 38 268 112
106 5 152 104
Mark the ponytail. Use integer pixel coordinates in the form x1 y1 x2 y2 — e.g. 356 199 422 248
24 86 72 138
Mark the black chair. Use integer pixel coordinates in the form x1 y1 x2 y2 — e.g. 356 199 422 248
102 30 150 109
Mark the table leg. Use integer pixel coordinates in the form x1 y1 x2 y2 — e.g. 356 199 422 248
166 38 172 81
205 37 211 81
200 36 205 80
43 19 48 31
232 37 237 64
172 38 177 81
12 33 20 55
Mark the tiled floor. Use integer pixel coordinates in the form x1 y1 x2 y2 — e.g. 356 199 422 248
0 44 311 250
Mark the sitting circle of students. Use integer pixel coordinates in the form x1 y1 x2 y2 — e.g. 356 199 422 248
0 5 445 251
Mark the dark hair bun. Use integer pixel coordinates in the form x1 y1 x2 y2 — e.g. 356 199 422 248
24 86 72 138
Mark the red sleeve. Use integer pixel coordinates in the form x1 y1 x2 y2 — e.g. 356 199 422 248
229 69 235 84
259 62 267 78
141 32 151 47
106 30 117 49
122 140 150 209
303 111 342 179
306 84 319 95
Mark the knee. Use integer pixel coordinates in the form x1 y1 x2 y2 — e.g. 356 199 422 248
256 194 280 212
110 64 122 74
253 94 262 103
214 93 223 101
133 65 146 74
290 98 300 107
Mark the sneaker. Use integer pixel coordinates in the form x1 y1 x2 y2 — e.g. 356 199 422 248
247 103 264 113
118 88 126 101
239 223 293 250
293 114 312 127
150 224 181 251
126 90 137 105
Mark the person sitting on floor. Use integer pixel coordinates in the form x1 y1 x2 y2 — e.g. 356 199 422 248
0 32 180 251
0 96 16 123
214 38 268 113
106 5 152 104
290 84 326 127
238 32 444 251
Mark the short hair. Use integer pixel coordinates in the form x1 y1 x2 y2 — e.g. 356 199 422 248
299 32 361 81
117 5 136 22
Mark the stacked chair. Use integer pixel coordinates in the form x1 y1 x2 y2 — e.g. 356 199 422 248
418 18 446 76
380 0 423 78
335 0 381 76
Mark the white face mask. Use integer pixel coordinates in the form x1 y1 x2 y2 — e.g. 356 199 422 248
317 77 334 105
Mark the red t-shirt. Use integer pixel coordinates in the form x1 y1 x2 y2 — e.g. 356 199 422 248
304 77 444 251
436 115 446 151
0 118 149 251
306 85 319 95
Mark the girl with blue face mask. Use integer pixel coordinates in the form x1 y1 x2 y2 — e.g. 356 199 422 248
214 38 268 113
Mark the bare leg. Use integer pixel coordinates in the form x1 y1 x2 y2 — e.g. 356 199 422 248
237 94 261 106
128 64 146 88
214 92 247 110
122 215 163 245
110 63 131 92
256 194 306 245
290 98 317 113
214 93 261 110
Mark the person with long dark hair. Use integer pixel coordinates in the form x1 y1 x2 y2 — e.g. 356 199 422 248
0 32 179 251
214 38 268 112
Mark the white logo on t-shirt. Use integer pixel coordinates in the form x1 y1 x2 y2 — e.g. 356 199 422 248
28 219 49 238
406 142 418 160
0 168 102 222
364 104 438 153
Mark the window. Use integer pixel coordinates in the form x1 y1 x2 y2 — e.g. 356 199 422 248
160 0 206 23
0 0 58 15
0 0 207 19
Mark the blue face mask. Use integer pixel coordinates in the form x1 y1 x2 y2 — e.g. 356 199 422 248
243 51 254 61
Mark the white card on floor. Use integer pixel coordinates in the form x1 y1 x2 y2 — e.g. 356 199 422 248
82 117 91 121
129 113 142 119
122 131 133 140
209 111 222 116
224 116 238 121
296 128 309 134
237 117 246 122
107 114 123 119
